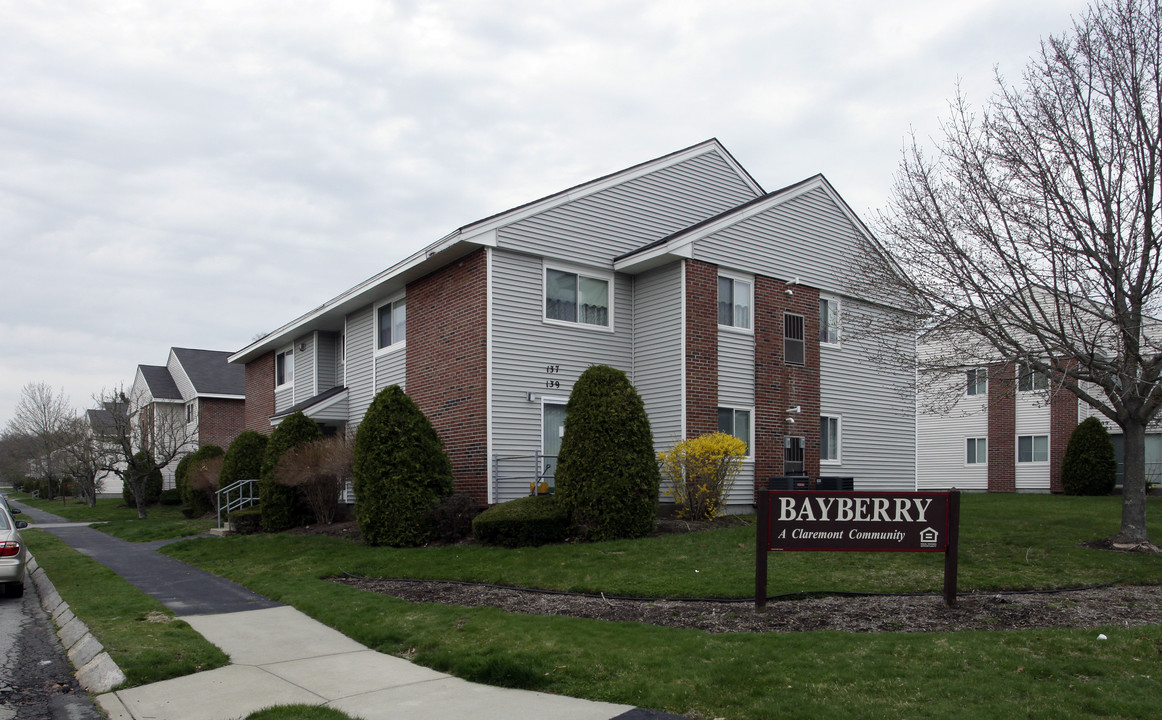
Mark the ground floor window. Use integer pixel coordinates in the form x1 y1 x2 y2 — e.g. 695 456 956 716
1017 434 1048 463
717 406 752 455
966 437 987 464
821 416 840 462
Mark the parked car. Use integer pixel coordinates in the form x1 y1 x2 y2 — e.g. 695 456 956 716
0 500 28 598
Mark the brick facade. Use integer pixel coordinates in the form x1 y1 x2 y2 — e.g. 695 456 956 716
685 260 720 438
197 397 246 449
1049 383 1080 494
244 351 276 434
407 248 489 505
755 276 821 490
987 362 1017 492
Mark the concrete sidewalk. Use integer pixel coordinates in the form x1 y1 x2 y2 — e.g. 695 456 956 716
13 501 672 720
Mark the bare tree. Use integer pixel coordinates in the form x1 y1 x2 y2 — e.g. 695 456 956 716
0 429 38 488
5 382 74 499
95 387 195 519
862 0 1162 545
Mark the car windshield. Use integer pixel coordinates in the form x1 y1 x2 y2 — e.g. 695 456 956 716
0 511 9 531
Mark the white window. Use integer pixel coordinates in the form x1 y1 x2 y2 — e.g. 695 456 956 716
276 348 293 387
966 437 987 465
785 313 805 366
185 401 196 424
1017 435 1049 463
545 268 610 327
717 406 752 456
966 368 987 396
1018 363 1050 392
717 276 752 329
819 297 840 345
377 297 406 350
821 415 841 463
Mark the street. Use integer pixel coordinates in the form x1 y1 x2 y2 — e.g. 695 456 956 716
0 586 101 720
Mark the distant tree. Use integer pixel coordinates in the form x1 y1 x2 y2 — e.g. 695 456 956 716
555 365 659 541
58 416 106 507
260 411 322 532
6 382 74 499
353 385 453 547
121 451 163 507
1062 417 1119 496
862 0 1162 545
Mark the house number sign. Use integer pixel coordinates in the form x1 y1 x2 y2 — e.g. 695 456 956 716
754 489 961 609
545 364 561 389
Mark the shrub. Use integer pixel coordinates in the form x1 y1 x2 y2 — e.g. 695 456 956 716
159 488 183 506
659 432 747 520
228 507 263 535
353 385 453 547
472 495 571 548
432 493 481 544
260 411 323 532
1062 416 1118 496
554 365 660 541
275 436 352 525
220 431 269 486
177 445 225 517
122 451 163 507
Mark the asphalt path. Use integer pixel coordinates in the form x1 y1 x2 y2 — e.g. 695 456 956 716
10 501 280 617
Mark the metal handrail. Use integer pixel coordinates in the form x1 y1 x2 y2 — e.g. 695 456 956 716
216 478 260 529
492 452 557 497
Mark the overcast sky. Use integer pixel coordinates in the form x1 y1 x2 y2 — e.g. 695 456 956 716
0 0 1092 428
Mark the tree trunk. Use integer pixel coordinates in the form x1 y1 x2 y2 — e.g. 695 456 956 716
1115 419 1150 545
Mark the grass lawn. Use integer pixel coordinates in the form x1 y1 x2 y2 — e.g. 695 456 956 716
12 494 218 541
19 493 1162 718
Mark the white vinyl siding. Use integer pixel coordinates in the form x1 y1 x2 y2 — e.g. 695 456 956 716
1015 391 1051 490
718 321 755 504
343 305 376 431
633 262 684 459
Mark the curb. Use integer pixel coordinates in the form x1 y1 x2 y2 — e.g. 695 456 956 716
27 554 128 693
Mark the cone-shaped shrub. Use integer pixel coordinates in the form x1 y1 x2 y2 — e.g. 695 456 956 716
260 411 322 531
354 385 454 547
219 430 269 486
1062 416 1117 496
555 365 659 541
176 444 224 517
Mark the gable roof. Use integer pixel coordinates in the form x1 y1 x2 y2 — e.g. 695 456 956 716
171 348 245 397
136 365 182 401
230 139 760 365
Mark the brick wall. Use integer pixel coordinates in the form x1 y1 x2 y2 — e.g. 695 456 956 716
197 397 246 450
755 276 821 491
987 362 1017 492
1049 379 1080 494
244 351 275 434
406 248 489 505
685 260 719 438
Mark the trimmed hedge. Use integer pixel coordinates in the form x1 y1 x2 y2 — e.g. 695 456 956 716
260 411 322 532
555 365 660 541
353 385 454 547
472 495 571 548
159 488 183 506
220 430 269 486
228 507 263 535
1062 416 1117 496
432 493 481 544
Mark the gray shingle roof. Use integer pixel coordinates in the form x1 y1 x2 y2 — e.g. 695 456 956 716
138 365 182 400
172 348 246 396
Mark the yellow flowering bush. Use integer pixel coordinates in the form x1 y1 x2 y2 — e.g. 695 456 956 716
658 432 747 521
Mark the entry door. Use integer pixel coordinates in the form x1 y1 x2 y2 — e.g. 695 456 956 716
542 402 568 483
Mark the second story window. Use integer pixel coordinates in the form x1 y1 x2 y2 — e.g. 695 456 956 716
1018 363 1049 392
185 401 196 424
276 348 293 387
819 297 839 344
785 313 805 365
545 268 609 327
717 276 751 329
377 298 406 349
966 368 987 396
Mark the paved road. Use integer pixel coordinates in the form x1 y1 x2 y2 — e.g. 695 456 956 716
0 576 102 719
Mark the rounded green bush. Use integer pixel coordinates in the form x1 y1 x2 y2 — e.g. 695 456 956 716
554 364 660 541
353 385 453 547
472 495 570 548
220 430 269 486
1062 416 1117 496
260 411 322 531
176 444 224 517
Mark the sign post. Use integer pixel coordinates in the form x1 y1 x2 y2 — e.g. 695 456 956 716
755 488 961 611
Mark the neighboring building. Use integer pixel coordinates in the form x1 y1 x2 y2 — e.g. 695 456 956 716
86 401 127 496
916 360 1162 492
130 348 246 488
229 139 917 509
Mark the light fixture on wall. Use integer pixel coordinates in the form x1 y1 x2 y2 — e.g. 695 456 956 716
787 405 802 414
526 392 539 403
298 342 306 351
785 417 795 424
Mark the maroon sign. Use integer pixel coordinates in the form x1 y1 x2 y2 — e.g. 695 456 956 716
755 489 962 610
767 491 950 552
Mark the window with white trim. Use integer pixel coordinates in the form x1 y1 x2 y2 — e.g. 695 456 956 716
966 368 987 396
821 415 841 463
545 268 610 327
276 348 293 387
966 437 987 464
185 401 196 424
822 413 841 464
1017 434 1049 463
717 406 752 456
785 313 805 365
717 276 751 329
819 297 840 345
1018 363 1049 392
377 298 406 350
